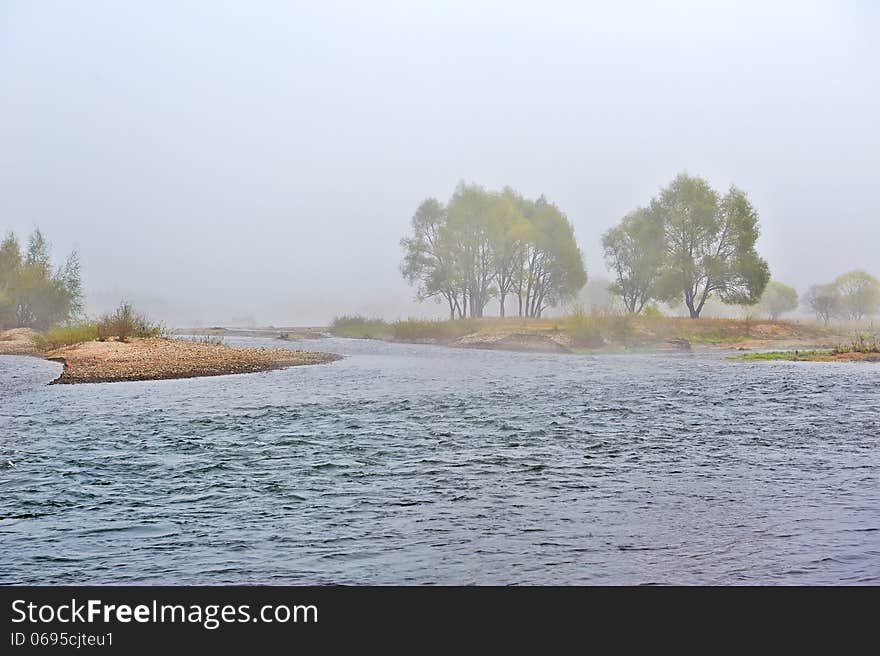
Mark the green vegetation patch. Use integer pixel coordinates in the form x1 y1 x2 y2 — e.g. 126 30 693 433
30 302 167 351
731 350 834 361
329 315 393 339
391 318 478 341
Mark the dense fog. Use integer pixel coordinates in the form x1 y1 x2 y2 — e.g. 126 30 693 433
1 1 877 325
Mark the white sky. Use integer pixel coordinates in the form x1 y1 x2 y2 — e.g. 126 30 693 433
1 1 877 324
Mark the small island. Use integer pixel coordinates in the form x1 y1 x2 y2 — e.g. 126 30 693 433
0 328 340 384
0 300 340 385
44 337 340 384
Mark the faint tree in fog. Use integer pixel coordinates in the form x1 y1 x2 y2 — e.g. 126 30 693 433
601 207 664 314
803 283 841 325
757 280 799 319
833 269 880 320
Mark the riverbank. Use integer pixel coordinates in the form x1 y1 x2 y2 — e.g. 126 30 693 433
0 328 41 355
174 326 328 340
731 349 880 362
327 315 843 354
0 329 341 384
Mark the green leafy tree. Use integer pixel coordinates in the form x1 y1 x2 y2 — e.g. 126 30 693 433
757 280 799 319
601 207 664 314
401 185 587 319
652 173 770 318
488 188 528 317
0 233 22 326
446 183 496 318
400 199 464 319
0 229 82 330
833 269 880 320
507 195 586 318
803 283 840 325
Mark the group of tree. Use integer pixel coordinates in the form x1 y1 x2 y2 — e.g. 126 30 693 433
0 229 82 331
602 173 770 319
401 183 587 318
804 270 880 324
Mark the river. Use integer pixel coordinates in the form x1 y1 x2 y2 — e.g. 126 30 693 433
1 337 878 584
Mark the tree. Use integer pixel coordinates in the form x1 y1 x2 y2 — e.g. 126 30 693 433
757 280 799 319
0 229 82 330
400 199 464 319
803 283 840 325
445 184 496 318
833 269 880 320
488 188 528 317
601 207 664 314
507 195 586 318
400 185 587 319
651 173 770 318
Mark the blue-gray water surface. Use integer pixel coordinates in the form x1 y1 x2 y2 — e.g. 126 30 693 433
1 337 878 584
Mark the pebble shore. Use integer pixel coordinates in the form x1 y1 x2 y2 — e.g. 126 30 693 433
41 337 341 384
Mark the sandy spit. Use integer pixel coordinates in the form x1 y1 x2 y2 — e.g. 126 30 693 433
42 337 341 384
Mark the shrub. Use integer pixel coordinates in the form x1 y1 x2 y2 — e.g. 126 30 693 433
97 302 164 342
834 331 880 354
565 305 605 348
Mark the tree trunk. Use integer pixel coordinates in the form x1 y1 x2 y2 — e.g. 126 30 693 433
684 290 700 319
499 294 506 318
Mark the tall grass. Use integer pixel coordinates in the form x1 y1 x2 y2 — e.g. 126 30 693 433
391 318 478 341
329 315 392 339
30 302 166 351
31 323 101 350
834 332 880 354
564 305 634 347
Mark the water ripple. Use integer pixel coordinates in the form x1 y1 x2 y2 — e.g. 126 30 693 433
1 338 878 584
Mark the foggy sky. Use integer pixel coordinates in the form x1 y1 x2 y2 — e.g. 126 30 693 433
1 1 878 325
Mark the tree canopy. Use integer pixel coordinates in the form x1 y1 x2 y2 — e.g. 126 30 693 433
801 270 879 324
833 269 880 320
401 184 586 318
803 284 840 325
0 229 83 330
757 281 799 319
601 207 664 314
604 173 770 318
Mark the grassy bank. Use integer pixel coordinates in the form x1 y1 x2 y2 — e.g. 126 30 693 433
330 312 837 350
329 316 481 341
731 333 880 362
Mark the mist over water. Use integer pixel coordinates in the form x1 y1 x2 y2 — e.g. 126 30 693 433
2 338 878 584
2 1 879 325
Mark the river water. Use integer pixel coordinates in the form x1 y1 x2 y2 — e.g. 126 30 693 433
1 337 878 584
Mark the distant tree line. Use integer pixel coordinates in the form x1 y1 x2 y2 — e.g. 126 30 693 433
804 270 880 324
0 229 82 330
602 173 770 319
401 183 587 318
